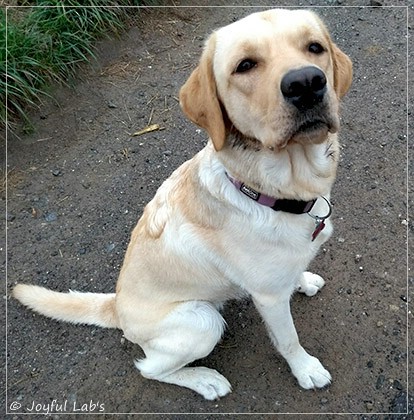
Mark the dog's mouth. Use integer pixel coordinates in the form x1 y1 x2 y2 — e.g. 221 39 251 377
227 109 339 152
298 119 328 133
290 117 337 145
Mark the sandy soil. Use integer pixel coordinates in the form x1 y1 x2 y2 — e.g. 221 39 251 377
3 1 413 417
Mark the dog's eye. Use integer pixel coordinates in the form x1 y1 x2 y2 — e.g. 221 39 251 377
308 42 325 54
235 59 257 73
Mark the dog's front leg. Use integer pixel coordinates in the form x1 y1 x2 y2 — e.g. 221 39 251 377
252 293 331 389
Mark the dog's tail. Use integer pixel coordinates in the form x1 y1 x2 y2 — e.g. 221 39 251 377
13 284 119 328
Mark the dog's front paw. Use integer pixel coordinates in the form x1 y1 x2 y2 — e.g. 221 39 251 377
297 272 325 297
289 351 332 389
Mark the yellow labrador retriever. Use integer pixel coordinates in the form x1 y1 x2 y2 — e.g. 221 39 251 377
13 9 352 400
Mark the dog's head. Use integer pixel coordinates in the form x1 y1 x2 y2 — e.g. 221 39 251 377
179 9 352 151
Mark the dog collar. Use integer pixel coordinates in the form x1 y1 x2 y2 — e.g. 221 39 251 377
226 173 316 214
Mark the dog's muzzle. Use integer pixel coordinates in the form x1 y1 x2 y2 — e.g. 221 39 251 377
280 66 338 145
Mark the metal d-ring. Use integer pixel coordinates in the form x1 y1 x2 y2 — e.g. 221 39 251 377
307 196 332 222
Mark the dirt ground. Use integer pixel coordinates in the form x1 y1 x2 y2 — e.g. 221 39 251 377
3 0 413 418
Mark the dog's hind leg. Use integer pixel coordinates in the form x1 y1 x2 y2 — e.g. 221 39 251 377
132 301 231 400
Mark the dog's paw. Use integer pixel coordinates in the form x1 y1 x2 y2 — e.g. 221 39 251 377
188 367 232 400
297 272 325 297
289 352 332 389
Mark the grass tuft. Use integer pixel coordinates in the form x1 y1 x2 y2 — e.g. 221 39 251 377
1 1 141 130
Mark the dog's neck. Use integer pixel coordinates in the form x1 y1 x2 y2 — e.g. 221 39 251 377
215 128 339 202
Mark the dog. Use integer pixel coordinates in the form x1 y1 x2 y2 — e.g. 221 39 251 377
13 9 352 400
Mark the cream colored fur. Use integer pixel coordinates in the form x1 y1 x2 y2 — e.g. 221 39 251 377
13 9 352 400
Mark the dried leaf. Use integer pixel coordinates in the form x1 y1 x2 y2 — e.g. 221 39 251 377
131 124 164 137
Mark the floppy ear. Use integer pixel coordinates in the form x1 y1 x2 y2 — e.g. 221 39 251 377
179 33 226 151
331 43 353 98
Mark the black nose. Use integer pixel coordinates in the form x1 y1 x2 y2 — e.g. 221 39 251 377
281 66 327 110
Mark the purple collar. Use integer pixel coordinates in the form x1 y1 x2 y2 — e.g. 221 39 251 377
226 173 316 214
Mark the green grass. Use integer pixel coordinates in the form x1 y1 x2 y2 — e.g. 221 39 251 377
1 1 141 130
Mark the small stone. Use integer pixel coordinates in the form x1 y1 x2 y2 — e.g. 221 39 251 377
107 101 117 108
51 169 62 177
376 374 385 389
393 379 403 390
320 397 328 405
116 370 127 377
367 360 374 368
377 321 384 327
355 254 362 262
44 212 57 222
338 237 345 243
6 213 15 222
106 243 116 252
365 401 374 411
